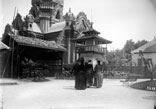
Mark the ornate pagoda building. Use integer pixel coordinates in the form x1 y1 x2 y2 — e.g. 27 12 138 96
73 27 112 63
1 0 112 78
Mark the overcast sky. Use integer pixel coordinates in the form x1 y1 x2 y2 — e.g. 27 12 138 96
1 0 156 51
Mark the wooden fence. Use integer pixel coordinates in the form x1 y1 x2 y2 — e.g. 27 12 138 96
106 65 151 78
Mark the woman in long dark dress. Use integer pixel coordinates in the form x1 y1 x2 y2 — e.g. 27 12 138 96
72 60 79 88
86 60 93 88
94 60 103 88
74 57 87 90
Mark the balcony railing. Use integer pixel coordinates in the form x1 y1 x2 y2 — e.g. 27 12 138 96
40 2 54 9
77 45 106 54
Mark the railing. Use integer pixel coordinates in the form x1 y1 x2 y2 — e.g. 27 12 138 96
39 12 51 19
40 2 54 9
77 45 106 54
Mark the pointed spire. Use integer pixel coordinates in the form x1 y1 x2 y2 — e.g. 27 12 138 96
69 8 71 13
90 22 93 28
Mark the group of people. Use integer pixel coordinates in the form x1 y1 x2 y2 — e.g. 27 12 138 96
72 57 104 90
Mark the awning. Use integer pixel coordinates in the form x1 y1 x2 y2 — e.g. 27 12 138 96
80 53 108 69
80 53 108 63
9 34 66 52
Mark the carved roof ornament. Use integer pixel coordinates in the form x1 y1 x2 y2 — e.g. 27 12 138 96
31 0 41 6
29 2 40 19
26 14 34 23
12 13 24 31
53 0 64 6
64 8 75 21
75 12 92 34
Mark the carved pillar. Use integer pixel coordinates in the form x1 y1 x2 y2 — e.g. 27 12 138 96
67 37 71 64
72 42 76 63
65 30 71 64
40 18 50 33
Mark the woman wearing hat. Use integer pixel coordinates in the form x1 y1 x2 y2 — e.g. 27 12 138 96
93 59 103 88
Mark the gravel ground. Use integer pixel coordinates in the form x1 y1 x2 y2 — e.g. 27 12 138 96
0 78 156 109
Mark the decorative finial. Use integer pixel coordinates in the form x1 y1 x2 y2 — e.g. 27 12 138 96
91 22 93 28
69 8 71 13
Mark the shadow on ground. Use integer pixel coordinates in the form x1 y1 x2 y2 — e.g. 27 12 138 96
0 82 18 86
143 96 156 100
32 78 50 82
63 86 75 90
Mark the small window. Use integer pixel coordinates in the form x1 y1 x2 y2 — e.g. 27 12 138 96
83 41 86 45
56 11 60 19
29 24 32 28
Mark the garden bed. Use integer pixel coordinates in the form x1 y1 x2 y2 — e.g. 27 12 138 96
131 80 156 91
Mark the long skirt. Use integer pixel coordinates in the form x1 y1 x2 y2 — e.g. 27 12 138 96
93 72 103 88
86 72 93 87
75 73 86 90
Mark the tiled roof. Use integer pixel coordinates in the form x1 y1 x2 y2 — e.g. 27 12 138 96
27 23 42 33
144 43 156 52
132 38 156 53
83 28 100 34
0 41 10 50
46 21 67 34
9 34 66 51
73 35 112 44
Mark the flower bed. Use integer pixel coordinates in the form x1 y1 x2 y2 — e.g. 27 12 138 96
131 80 156 91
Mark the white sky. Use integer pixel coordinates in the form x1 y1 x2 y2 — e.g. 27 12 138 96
1 0 156 51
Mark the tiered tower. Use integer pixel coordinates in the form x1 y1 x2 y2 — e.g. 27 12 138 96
30 0 64 33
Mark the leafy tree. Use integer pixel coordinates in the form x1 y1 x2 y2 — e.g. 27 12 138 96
1 24 13 44
134 40 148 49
123 39 135 54
2 24 13 36
107 49 124 66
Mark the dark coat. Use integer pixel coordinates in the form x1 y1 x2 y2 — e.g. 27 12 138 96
74 64 87 90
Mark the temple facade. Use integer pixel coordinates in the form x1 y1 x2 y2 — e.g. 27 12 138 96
26 0 95 64
1 0 112 78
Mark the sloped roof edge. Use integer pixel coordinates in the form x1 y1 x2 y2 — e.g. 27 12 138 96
45 21 67 34
27 23 42 33
9 34 66 52
0 41 10 50
72 35 112 44
131 38 156 53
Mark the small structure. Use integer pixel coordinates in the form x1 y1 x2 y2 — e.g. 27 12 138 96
131 38 156 78
73 27 112 65
1 33 66 78
131 38 156 65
